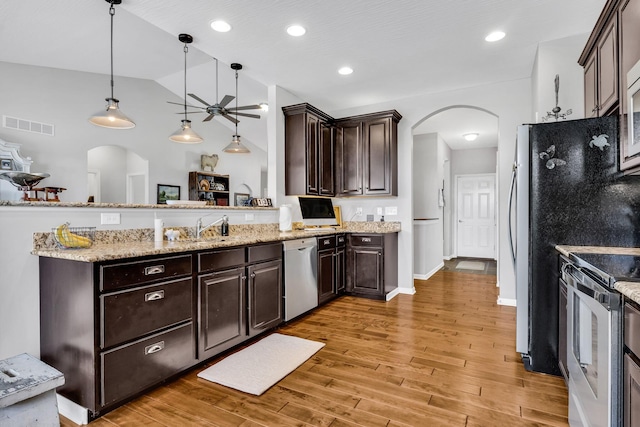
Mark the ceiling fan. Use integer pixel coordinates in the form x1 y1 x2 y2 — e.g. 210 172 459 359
169 58 261 124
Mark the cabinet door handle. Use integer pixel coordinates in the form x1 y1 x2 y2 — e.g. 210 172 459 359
378 252 382 256
144 265 165 275
250 272 256 279
145 290 164 302
144 341 165 355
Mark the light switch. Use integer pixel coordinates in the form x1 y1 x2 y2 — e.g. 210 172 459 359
376 207 383 215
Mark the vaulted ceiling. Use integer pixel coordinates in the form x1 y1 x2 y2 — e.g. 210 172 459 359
0 0 606 150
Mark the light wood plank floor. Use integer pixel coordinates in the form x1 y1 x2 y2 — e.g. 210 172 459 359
62 270 568 426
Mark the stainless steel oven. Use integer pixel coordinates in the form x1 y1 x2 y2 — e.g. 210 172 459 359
562 260 622 427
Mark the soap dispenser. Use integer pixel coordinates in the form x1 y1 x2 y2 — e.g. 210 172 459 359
221 217 229 236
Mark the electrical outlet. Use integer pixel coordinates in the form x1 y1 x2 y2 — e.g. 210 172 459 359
385 206 398 215
376 207 383 215
245 213 255 221
356 207 363 215
101 213 120 225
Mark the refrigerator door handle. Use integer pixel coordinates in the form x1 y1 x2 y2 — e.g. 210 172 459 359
508 162 517 267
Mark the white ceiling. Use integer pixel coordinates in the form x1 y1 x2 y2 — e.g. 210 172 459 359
0 0 606 150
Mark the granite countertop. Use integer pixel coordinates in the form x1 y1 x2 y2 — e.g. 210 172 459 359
32 221 401 263
556 245 640 305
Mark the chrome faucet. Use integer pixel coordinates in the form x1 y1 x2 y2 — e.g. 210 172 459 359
196 214 229 239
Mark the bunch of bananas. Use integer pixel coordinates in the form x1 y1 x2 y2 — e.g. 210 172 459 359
55 223 93 248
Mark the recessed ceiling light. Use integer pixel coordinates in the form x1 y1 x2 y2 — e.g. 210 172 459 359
464 133 479 141
485 31 505 42
210 20 231 32
286 25 306 37
338 67 353 75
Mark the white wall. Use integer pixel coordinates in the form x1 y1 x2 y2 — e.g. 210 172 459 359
532 34 588 121
413 133 439 219
0 61 266 204
451 147 497 176
328 78 532 301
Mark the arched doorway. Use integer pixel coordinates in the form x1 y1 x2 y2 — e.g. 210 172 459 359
411 105 499 279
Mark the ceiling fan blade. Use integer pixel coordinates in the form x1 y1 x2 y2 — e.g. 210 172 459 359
175 111 204 115
203 114 216 122
167 101 206 109
233 112 261 119
227 104 262 111
188 93 212 107
218 95 235 108
221 114 239 124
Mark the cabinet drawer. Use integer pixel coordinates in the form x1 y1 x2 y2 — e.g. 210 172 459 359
100 255 192 292
336 234 346 247
626 303 640 356
101 322 194 407
349 234 382 247
248 243 282 264
101 278 193 349
198 247 245 272
317 236 336 250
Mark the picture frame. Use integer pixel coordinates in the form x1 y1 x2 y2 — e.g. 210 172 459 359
0 159 13 170
157 184 180 204
234 192 250 206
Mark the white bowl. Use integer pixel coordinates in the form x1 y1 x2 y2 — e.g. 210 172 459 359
166 200 207 206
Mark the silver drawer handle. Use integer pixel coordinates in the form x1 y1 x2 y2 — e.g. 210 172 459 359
324 239 331 245
145 290 165 302
361 237 371 242
144 265 165 275
144 341 165 355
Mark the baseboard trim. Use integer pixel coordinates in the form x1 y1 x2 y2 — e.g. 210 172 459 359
414 262 444 281
57 393 89 425
497 297 516 307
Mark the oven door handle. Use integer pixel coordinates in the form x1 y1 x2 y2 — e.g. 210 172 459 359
563 263 612 309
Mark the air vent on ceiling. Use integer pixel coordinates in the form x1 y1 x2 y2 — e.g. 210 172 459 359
3 115 54 136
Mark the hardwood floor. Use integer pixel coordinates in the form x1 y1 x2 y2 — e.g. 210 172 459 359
61 270 568 426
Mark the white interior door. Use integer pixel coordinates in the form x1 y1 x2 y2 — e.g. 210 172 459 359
456 174 496 258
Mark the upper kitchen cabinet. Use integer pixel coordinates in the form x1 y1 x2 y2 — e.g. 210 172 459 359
283 103 335 197
336 110 402 197
580 0 640 171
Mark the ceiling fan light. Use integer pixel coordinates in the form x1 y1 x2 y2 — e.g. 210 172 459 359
169 119 203 144
89 98 135 129
223 135 250 153
210 20 231 32
259 103 269 112
463 133 479 141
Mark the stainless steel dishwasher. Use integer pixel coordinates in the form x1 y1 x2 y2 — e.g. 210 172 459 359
282 238 318 321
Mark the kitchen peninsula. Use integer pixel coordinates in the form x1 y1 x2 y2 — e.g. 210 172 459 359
27 201 399 421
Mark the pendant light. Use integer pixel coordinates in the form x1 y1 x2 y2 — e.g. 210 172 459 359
223 63 250 153
89 0 135 129
169 34 203 144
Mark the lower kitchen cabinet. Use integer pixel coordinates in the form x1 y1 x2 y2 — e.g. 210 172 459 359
39 241 283 419
346 233 398 300
318 234 346 304
198 267 247 360
39 254 195 416
248 259 283 336
625 301 640 426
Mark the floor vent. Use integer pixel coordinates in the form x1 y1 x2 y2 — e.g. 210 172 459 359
3 115 54 136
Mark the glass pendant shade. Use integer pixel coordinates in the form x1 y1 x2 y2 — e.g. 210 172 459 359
169 119 203 144
89 98 135 129
223 135 250 153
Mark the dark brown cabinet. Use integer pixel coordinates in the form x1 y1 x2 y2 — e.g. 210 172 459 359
317 234 346 304
625 301 640 426
346 233 398 300
39 254 195 416
284 103 401 197
580 0 640 171
188 171 230 206
247 259 282 336
336 111 401 197
283 103 335 196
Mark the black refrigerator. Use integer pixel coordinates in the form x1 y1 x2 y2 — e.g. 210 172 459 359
509 115 640 375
